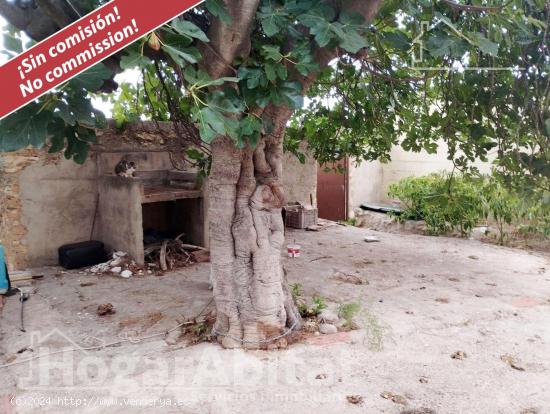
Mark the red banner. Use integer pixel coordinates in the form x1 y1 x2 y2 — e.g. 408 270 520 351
0 0 205 119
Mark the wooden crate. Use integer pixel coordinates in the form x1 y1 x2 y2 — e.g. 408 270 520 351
284 204 318 229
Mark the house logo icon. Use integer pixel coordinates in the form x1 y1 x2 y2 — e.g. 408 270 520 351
29 328 89 354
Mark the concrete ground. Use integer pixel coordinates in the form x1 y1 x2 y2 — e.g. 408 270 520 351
0 224 549 414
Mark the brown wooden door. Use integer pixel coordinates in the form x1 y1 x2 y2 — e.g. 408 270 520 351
317 159 348 221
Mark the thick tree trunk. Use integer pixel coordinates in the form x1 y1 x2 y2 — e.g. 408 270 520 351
202 0 383 349
209 106 301 349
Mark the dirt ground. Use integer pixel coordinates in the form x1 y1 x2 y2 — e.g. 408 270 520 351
0 224 549 414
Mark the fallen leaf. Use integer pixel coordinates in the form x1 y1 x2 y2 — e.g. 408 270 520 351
381 391 408 405
346 395 363 405
500 354 525 371
451 351 467 360
330 271 364 285
96 303 116 316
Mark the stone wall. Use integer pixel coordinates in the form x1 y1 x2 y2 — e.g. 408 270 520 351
0 151 42 270
0 123 317 269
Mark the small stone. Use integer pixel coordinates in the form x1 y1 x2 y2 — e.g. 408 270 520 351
165 329 182 345
110 266 122 274
364 236 380 243
120 270 133 278
319 323 337 334
318 309 339 324
315 373 327 379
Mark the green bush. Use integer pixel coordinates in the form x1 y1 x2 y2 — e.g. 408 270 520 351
388 172 549 242
482 180 520 244
517 193 550 238
388 173 485 236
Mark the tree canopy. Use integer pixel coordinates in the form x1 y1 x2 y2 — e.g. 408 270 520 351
0 0 548 191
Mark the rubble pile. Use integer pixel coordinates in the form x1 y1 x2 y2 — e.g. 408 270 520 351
88 251 145 278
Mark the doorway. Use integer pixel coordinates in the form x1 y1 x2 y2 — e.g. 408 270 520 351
316 158 348 221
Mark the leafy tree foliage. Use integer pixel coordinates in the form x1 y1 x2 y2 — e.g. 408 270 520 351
0 0 548 189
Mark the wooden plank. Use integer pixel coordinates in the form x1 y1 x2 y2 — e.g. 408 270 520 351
141 185 203 204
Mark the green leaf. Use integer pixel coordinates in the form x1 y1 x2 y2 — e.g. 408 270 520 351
262 45 283 61
3 32 22 53
381 31 411 51
169 19 209 42
48 118 67 153
277 81 304 109
338 29 368 53
238 67 267 89
258 5 288 37
69 63 112 91
55 100 77 126
192 101 241 143
239 116 262 148
186 148 205 160
162 44 199 65
473 33 499 57
205 0 231 24
0 105 53 151
207 89 244 113
120 50 153 69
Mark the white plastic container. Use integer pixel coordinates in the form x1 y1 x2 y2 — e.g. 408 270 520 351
287 244 301 258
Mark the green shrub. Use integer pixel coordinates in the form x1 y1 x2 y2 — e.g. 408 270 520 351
389 172 549 242
290 283 328 317
388 173 485 236
482 180 520 244
517 192 550 238
338 303 361 329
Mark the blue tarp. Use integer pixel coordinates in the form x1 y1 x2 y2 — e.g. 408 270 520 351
0 245 9 294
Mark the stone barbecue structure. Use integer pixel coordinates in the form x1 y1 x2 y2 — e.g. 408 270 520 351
0 122 317 270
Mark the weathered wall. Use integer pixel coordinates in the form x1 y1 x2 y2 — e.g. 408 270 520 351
348 160 384 216
282 146 317 206
0 151 41 270
0 122 317 269
19 155 99 267
0 123 183 269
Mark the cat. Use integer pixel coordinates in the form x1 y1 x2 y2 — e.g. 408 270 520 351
114 159 137 178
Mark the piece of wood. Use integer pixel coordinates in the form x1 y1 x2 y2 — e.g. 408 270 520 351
141 185 202 204
160 240 168 271
178 243 206 251
9 273 43 282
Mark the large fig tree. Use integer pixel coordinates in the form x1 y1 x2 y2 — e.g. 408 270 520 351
0 0 548 348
